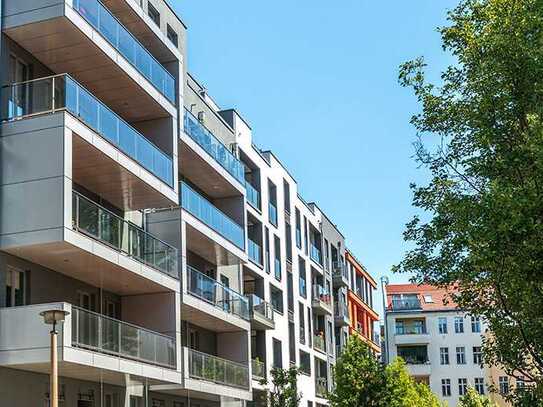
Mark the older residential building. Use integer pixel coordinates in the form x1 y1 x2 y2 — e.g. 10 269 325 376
0 1 379 406
384 284 487 407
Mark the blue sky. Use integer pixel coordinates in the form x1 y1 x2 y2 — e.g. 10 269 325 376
169 1 459 319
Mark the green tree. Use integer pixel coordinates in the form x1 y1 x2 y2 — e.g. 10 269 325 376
458 387 497 407
328 335 387 407
329 336 443 406
395 0 543 402
264 366 301 407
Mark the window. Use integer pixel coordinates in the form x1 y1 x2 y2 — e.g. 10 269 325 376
423 294 433 303
473 346 483 365
438 317 448 334
471 316 481 333
299 303 306 344
458 378 468 396
265 226 270 274
499 376 509 395
147 2 160 26
441 379 451 397
475 377 485 395
299 350 311 375
274 235 281 281
166 24 178 47
517 376 525 390
440 347 449 365
454 316 464 333
5 266 27 307
456 347 466 364
151 400 165 407
273 338 283 368
299 257 307 298
270 285 284 313
395 320 405 335
295 209 302 249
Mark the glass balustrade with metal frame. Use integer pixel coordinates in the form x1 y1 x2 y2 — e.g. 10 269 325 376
268 202 278 226
0 74 174 186
72 191 178 278
310 244 322 265
245 181 260 210
188 348 250 389
247 294 274 323
183 108 245 183
187 265 250 321
251 358 265 380
180 182 245 250
72 0 176 103
72 306 176 368
248 238 262 265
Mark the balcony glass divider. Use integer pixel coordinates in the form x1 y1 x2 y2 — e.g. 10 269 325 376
188 348 250 389
1 74 173 185
72 306 176 368
187 265 250 321
183 108 245 183
180 182 245 249
72 0 175 103
72 191 178 278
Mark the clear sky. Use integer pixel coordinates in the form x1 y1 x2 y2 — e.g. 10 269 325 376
169 1 459 321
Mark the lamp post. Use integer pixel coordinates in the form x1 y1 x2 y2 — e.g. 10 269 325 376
40 309 69 407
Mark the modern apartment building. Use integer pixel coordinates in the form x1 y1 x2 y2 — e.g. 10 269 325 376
384 284 487 407
0 1 379 406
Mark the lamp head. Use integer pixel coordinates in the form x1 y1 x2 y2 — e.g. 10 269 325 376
40 310 69 325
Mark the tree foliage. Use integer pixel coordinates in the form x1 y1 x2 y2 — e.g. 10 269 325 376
264 366 301 407
458 387 497 407
395 0 543 403
329 336 443 406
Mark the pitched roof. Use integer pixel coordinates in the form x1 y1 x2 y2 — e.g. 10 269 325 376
386 283 458 311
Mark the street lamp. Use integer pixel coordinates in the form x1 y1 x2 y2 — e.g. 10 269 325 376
40 309 69 407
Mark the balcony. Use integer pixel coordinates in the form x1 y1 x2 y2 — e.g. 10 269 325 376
390 298 422 311
1 74 176 208
180 182 245 250
394 325 430 345
188 348 250 390
248 294 275 330
248 239 263 266
72 306 176 368
316 377 328 398
310 244 322 266
313 333 326 354
332 261 349 287
246 182 261 210
183 108 245 185
0 303 180 384
334 301 350 326
268 203 278 226
73 191 178 278
252 358 266 381
187 265 250 322
312 285 332 315
4 0 176 122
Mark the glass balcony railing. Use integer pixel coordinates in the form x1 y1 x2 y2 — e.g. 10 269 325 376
313 285 331 307
251 358 265 380
248 294 274 323
332 261 348 280
334 301 349 319
246 182 261 209
313 333 326 352
395 325 427 335
72 306 176 368
72 191 178 278
268 202 278 225
0 74 174 186
248 238 262 265
183 108 245 184
188 348 250 390
187 265 250 321
391 298 422 310
73 0 175 103
310 244 322 264
180 182 245 249
316 377 328 397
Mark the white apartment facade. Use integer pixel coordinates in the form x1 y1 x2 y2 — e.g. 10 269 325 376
384 284 487 407
0 0 376 406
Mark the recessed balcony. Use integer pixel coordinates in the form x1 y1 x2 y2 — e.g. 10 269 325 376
334 300 350 326
312 285 332 315
248 294 275 330
187 348 250 390
332 261 349 287
0 302 180 386
251 358 266 382
248 238 263 267
181 265 250 332
3 0 176 122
